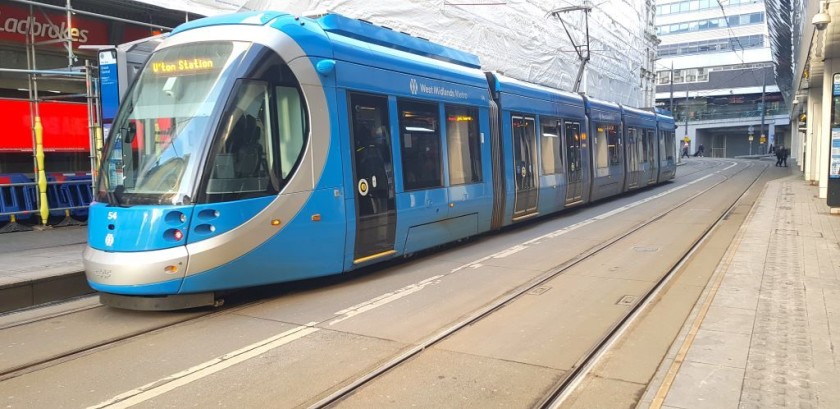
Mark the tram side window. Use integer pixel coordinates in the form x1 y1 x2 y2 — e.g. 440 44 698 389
643 129 655 163
565 122 582 173
275 86 306 179
635 128 645 164
661 130 676 161
446 105 482 185
637 127 649 164
606 123 621 166
399 100 442 190
594 122 621 175
540 116 563 175
626 126 641 171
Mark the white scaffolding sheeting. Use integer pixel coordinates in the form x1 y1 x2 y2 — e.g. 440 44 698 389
132 0 654 106
130 0 240 17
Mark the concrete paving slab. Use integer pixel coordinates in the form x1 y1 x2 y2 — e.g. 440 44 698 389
563 376 647 409
684 329 751 369
438 273 649 371
662 361 744 409
708 284 759 310
335 348 563 409
699 306 755 335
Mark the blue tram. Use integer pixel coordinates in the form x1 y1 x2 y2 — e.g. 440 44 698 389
83 11 677 309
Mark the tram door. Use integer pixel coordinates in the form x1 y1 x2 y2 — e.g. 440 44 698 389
512 116 538 219
349 94 396 262
626 128 641 189
564 121 584 204
645 129 658 184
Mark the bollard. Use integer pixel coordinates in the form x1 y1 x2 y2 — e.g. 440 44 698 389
34 117 50 226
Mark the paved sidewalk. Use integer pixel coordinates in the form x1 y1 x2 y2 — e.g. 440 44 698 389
0 226 91 312
639 175 840 408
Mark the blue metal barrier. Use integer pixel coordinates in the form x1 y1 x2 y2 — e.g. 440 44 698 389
0 174 35 222
63 175 92 218
0 173 92 232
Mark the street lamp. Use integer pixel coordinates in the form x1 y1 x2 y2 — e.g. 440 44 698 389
748 125 754 155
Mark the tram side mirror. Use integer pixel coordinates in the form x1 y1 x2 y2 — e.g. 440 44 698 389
124 122 137 144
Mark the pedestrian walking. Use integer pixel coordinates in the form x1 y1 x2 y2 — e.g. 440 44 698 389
681 142 690 158
775 145 784 166
781 146 789 167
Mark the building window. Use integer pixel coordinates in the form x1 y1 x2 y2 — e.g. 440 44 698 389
658 0 764 16
656 12 765 36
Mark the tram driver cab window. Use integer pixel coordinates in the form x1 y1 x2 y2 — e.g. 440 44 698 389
206 81 277 201
202 47 308 203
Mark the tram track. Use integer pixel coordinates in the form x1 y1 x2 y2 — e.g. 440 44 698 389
0 162 725 387
308 160 766 408
0 292 286 383
0 160 760 408
537 161 769 408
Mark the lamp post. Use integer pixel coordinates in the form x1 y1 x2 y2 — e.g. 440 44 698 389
748 125 754 155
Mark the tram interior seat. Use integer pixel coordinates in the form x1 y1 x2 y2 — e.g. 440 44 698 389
234 115 264 179
208 115 268 195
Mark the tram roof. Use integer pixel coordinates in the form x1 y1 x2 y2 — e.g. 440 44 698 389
172 11 482 70
491 74 583 104
621 105 657 127
315 14 481 69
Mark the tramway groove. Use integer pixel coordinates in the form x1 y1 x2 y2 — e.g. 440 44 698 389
0 295 286 382
308 161 757 408
537 161 769 409
1 161 752 407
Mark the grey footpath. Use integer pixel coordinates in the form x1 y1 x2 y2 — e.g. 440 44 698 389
639 176 840 409
0 226 92 313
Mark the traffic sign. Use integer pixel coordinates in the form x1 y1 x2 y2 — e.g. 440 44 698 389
748 135 754 142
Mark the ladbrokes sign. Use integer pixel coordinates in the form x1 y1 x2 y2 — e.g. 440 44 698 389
0 4 108 47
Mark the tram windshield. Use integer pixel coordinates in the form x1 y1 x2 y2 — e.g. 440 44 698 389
97 41 249 205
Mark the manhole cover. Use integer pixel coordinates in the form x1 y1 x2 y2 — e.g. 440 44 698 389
617 295 637 305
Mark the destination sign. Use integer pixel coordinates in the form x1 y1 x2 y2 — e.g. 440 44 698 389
151 58 216 75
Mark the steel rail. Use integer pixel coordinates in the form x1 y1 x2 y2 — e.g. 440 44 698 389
537 161 769 408
308 160 761 408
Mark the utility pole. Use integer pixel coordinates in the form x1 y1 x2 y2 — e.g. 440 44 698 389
759 73 767 153
669 62 674 114
684 93 689 146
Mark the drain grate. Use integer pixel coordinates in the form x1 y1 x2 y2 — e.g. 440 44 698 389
528 286 551 296
617 295 637 305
